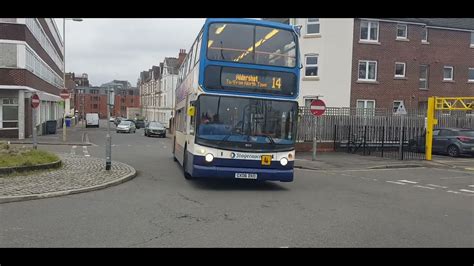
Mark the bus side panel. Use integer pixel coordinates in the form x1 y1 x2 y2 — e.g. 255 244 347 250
174 131 186 166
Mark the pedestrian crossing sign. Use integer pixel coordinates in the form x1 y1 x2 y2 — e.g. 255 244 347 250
395 102 407 115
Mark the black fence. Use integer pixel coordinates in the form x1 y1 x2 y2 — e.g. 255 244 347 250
334 124 426 160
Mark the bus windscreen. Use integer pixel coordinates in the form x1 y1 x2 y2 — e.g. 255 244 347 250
207 23 297 68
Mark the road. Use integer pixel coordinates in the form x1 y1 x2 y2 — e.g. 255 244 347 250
1 120 473 247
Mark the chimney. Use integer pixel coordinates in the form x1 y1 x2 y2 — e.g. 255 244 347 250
178 49 187 67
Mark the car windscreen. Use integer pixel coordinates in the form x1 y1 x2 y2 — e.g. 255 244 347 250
149 122 164 128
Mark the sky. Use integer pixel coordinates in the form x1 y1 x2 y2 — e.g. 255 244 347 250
55 18 206 87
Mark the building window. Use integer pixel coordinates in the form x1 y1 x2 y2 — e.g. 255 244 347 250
471 32 474 47
422 27 428 42
419 65 429 89
360 20 379 42
305 54 319 77
0 98 19 129
395 62 406 78
358 60 377 81
443 66 454 81
356 100 375 116
396 24 408 39
393 100 404 113
93 104 98 109
469 68 474 82
306 18 320 35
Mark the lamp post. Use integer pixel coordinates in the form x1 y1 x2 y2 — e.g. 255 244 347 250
62 18 82 142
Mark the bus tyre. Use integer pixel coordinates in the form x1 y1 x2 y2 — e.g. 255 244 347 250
183 147 192 180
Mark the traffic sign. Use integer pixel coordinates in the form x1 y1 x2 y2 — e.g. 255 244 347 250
395 102 407 115
310 99 326 116
60 89 69 99
31 93 40 108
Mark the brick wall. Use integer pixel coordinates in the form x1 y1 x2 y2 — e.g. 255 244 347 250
0 69 61 96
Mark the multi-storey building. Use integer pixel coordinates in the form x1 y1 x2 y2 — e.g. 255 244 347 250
266 18 474 111
0 18 65 139
138 49 186 128
138 66 161 121
100 80 140 118
75 86 108 118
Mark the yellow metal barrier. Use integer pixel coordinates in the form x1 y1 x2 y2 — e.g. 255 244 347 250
425 96 474 160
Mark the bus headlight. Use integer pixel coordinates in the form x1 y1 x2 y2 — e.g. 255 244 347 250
205 153 214 163
280 157 288 166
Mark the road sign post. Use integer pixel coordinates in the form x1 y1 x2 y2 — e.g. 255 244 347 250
31 94 40 149
60 89 69 142
105 88 113 170
310 99 326 161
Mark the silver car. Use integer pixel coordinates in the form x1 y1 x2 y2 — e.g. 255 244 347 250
116 121 136 133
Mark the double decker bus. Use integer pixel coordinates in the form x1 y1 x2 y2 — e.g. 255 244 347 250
173 18 300 182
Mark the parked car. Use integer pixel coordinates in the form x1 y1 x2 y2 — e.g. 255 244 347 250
116 120 136 133
409 128 474 157
109 116 115 122
144 121 166 138
85 113 99 128
134 119 146 129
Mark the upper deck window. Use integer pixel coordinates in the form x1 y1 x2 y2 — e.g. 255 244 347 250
207 23 297 68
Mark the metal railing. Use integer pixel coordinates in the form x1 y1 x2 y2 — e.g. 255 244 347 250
297 107 474 160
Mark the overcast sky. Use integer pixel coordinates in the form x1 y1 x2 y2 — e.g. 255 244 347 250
55 18 206 87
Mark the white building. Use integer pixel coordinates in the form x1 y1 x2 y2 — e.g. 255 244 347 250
159 57 179 128
265 18 354 107
290 18 354 107
139 66 161 121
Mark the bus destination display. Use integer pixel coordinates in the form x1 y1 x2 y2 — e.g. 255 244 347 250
222 72 282 91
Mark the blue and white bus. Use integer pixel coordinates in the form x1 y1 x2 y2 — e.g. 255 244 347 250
173 18 300 182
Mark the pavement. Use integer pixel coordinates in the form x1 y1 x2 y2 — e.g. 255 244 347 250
0 122 91 146
0 119 473 247
0 153 136 204
294 151 474 172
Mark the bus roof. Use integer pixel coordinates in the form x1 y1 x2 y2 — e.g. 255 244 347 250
204 18 295 32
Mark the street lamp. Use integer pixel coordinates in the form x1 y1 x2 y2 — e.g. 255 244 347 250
62 18 83 142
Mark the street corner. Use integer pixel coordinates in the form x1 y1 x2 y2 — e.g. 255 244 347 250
0 153 136 204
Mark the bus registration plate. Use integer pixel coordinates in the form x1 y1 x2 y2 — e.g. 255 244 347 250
261 155 272 165
235 173 257 179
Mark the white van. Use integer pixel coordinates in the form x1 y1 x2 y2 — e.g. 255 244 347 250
85 113 99 128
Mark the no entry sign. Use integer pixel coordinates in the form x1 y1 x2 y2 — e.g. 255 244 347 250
60 89 69 99
31 93 40 108
310 99 326 116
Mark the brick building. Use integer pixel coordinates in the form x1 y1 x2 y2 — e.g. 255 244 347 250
75 86 108 118
266 18 474 111
65 72 90 113
0 18 65 139
351 18 474 111
101 80 140 118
